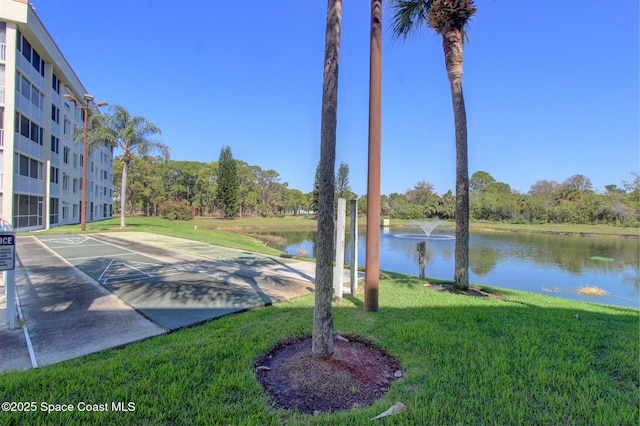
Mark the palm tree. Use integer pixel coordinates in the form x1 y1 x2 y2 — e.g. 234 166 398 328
391 0 476 290
313 0 342 358
92 105 168 227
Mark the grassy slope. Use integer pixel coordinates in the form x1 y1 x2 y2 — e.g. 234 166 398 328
32 215 639 240
5 216 639 424
26 216 284 256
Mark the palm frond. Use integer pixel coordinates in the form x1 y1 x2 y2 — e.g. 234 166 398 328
389 0 433 39
87 104 167 162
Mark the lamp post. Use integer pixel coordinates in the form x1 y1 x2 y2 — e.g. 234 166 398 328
63 93 107 231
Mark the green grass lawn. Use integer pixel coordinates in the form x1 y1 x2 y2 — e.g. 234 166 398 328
1 277 638 425
8 216 637 424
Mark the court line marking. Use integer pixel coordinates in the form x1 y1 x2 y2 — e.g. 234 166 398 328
45 243 112 251
67 252 138 262
50 235 269 286
38 236 91 245
98 258 158 285
97 259 220 285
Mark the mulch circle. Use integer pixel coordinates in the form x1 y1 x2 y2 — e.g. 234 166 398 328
255 335 401 414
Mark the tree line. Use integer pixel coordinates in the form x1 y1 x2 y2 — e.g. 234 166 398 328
373 171 639 226
114 147 638 227
114 148 310 220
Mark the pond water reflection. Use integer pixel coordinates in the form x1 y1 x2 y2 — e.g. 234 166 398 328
252 226 639 310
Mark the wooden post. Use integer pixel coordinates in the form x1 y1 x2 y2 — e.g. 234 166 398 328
365 0 382 311
417 241 426 279
334 198 346 299
350 199 358 295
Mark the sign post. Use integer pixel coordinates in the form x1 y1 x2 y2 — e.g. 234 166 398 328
1 220 16 329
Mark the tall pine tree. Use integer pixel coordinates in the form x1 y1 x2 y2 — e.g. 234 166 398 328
216 146 238 219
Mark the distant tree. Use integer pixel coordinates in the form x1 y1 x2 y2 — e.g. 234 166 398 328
335 162 352 199
357 194 368 215
194 162 218 216
166 161 204 204
313 0 342 359
216 146 238 219
562 174 593 193
254 168 286 216
469 171 496 192
311 163 320 214
437 190 456 219
528 179 560 196
406 181 438 206
391 0 477 290
286 189 307 215
92 105 168 227
236 161 258 217
134 155 167 216
486 182 512 194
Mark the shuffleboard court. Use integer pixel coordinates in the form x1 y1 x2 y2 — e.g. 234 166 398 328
37 234 314 330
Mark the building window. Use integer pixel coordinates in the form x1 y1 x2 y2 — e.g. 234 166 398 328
29 158 39 179
18 114 28 137
16 154 42 179
50 198 59 225
72 178 78 194
18 73 44 110
17 32 44 77
51 104 60 123
73 153 78 169
50 166 59 184
51 136 59 154
20 36 32 62
18 154 28 177
52 74 60 94
20 75 30 99
13 194 43 228
62 174 69 192
62 206 68 220
15 112 43 144
63 147 70 164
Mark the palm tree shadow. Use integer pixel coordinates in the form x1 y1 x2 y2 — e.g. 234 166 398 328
343 294 363 308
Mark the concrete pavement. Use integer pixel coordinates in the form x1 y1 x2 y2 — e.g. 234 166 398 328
0 232 355 374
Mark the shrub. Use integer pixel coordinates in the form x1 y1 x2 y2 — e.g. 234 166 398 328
159 200 193 221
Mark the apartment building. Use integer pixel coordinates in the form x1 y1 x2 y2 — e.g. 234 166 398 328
0 0 113 231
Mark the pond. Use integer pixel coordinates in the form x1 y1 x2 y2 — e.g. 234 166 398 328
251 225 639 310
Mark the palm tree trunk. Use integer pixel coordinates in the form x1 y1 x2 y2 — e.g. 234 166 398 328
442 28 469 290
312 0 342 359
120 162 128 227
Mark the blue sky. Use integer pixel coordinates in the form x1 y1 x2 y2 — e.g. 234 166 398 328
33 0 638 196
